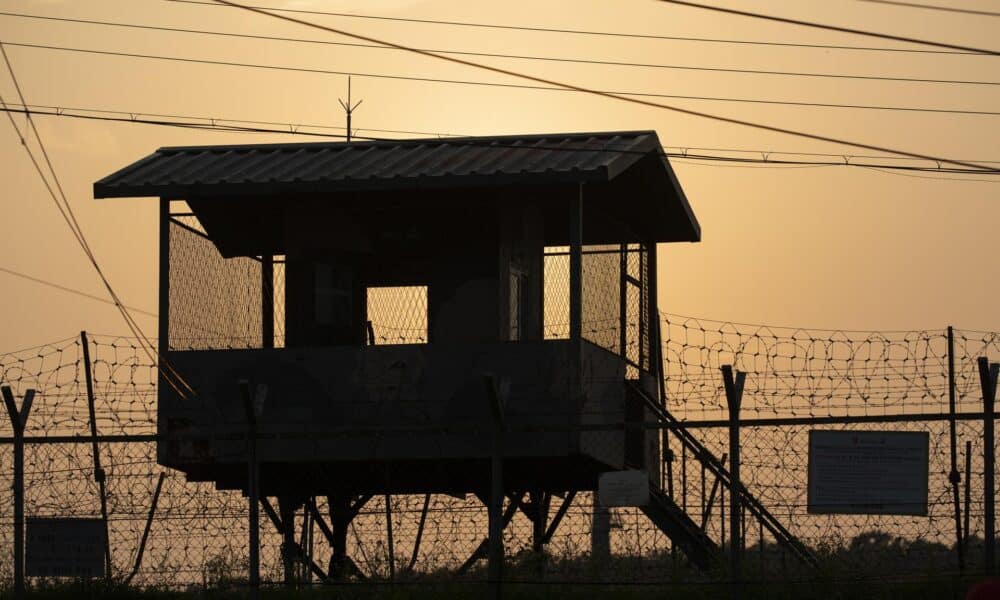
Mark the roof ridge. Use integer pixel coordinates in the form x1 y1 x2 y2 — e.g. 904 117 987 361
156 130 658 153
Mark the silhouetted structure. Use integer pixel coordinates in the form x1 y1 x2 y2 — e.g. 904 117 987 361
95 131 703 577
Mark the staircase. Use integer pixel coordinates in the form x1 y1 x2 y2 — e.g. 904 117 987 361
627 381 819 570
640 484 719 570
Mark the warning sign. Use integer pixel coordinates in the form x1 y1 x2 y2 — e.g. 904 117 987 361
26 518 106 578
808 430 929 516
598 470 649 507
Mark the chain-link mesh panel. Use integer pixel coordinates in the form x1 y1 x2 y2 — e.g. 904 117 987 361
582 245 621 356
546 245 650 376
543 248 570 339
168 216 263 350
367 286 428 344
273 258 286 348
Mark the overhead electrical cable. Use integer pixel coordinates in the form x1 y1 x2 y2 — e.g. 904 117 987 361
9 101 1000 166
0 43 192 397
205 0 998 172
0 105 348 138
3 105 997 176
0 266 157 317
860 166 1000 183
855 0 1000 17
2 12 996 86
9 42 1000 116
656 0 1000 55
162 0 987 55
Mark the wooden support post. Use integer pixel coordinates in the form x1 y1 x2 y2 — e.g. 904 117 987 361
618 243 627 361
127 472 165 584
3 387 33 600
591 502 611 560
406 494 431 574
299 499 313 583
569 185 583 348
384 494 396 581
484 374 505 600
648 246 659 385
722 364 746 599
979 357 999 575
81 331 113 580
262 255 274 349
541 492 576 545
278 496 303 587
158 199 170 355
240 381 262 600
457 495 521 575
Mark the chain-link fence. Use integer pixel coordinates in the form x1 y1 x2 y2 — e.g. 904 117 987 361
0 320 997 595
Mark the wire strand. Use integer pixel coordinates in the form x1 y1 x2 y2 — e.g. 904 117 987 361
3 105 998 175
8 42 1000 117
657 0 1000 55
855 0 1000 17
162 0 990 56
10 100 1000 166
3 11 996 86
0 266 157 317
205 0 1000 172
0 43 192 398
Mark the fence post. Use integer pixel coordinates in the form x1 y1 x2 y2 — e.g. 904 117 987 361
484 374 506 600
3 386 34 600
721 365 745 599
979 357 999 575
241 381 264 600
81 331 113 580
947 326 965 572
965 440 972 554
384 494 396 582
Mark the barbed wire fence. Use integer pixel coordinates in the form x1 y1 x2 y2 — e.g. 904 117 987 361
0 318 997 592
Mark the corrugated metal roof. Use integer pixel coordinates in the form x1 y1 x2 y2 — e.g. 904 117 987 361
94 131 664 198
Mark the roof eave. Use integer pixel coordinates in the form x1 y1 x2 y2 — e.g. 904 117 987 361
94 168 614 200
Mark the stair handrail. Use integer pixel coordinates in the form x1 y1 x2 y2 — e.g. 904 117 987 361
629 379 819 569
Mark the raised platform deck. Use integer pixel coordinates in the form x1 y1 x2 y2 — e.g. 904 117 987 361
159 340 656 495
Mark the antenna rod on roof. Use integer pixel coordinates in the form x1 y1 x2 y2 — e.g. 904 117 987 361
337 76 363 143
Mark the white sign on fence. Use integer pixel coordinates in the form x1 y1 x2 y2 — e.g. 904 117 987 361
26 518 106 578
598 470 649 507
808 430 929 516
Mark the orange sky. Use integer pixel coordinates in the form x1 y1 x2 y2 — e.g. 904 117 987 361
0 0 997 350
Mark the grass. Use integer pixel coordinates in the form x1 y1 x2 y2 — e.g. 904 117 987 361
0 531 994 599
0 575 990 600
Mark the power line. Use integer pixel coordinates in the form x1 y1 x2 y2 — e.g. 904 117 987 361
3 11 997 87
0 44 192 398
9 42 1000 117
860 165 1000 183
657 0 1000 55
3 102 458 138
665 145 1000 164
161 0 987 56
855 0 1000 17
12 100 1000 165
0 266 157 317
206 0 999 172
1 105 348 138
3 105 997 176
